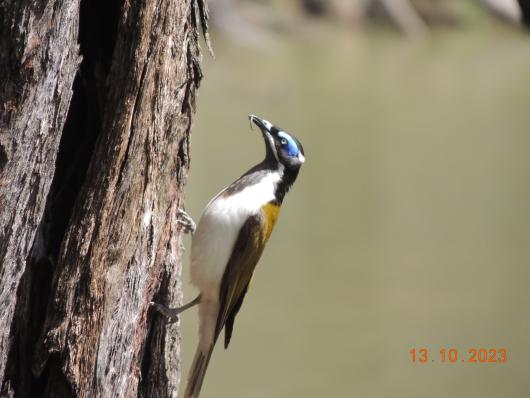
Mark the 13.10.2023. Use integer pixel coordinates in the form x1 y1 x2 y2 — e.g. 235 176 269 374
409 348 507 363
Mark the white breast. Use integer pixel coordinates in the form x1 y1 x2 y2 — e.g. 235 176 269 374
190 172 280 301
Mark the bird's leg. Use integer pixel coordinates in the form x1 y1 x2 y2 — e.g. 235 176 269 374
151 208 197 323
177 208 196 234
149 294 201 323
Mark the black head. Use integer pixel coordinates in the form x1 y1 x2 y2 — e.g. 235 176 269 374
249 115 305 172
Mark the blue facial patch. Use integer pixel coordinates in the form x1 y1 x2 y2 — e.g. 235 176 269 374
278 131 299 157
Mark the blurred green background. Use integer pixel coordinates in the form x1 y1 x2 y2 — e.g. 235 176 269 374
178 1 530 397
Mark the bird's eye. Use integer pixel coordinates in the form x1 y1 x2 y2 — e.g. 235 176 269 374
280 138 287 145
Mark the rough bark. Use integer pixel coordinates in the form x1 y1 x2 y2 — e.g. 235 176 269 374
0 0 81 393
0 0 209 396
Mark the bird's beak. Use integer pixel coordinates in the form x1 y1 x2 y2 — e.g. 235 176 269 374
249 114 273 135
249 114 277 160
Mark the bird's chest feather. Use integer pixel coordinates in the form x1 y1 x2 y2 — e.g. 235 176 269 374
190 174 280 294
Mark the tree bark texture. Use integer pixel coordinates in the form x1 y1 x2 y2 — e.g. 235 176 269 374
0 0 81 393
0 0 209 397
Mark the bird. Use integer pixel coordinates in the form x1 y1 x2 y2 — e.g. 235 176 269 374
150 114 305 397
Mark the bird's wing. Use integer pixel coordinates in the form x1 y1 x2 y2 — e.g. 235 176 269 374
215 202 280 348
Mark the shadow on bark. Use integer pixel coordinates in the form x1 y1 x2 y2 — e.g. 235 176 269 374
0 0 210 396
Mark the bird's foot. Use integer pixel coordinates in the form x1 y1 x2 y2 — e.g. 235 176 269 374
149 302 181 323
177 208 196 234
149 295 201 323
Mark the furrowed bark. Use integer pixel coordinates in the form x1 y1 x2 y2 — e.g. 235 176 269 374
33 0 206 396
1 0 209 396
0 0 80 394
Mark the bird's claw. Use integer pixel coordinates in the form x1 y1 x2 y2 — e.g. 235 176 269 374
149 301 179 324
177 208 196 234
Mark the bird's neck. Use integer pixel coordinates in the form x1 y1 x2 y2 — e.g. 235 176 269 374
274 165 298 204
249 159 299 204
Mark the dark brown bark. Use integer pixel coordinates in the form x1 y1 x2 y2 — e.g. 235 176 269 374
0 0 81 394
0 0 209 396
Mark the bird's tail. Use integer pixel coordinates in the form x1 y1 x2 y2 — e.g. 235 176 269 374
184 343 214 398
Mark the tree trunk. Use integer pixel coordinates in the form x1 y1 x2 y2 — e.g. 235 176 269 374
0 0 81 393
0 0 209 396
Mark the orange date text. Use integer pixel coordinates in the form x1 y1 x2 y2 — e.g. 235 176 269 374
409 348 507 364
